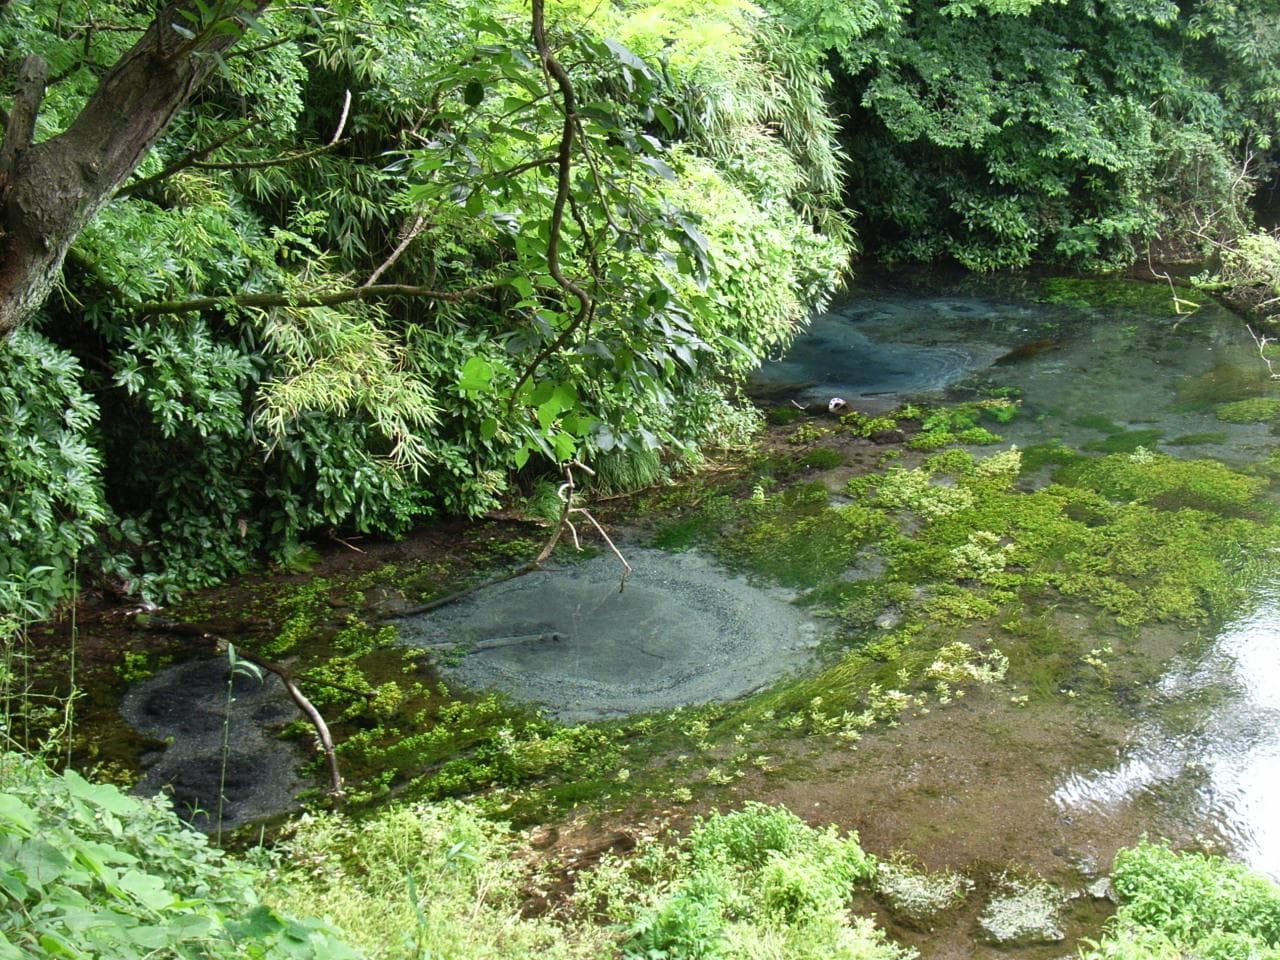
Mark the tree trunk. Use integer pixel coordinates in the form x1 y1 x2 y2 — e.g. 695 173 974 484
0 1 270 337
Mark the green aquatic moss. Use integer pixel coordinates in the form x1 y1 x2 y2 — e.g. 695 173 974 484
1073 414 1124 433
729 485 890 587
1055 452 1269 516
1037 277 1205 311
1168 432 1230 446
797 446 845 470
1082 428 1164 453
1215 397 1280 423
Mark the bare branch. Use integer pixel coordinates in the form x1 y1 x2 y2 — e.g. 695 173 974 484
272 666 343 796
115 117 262 198
188 89 352 172
364 215 426 286
1247 324 1280 380
382 461 630 619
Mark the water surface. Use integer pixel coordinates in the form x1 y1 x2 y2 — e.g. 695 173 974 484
760 272 1280 878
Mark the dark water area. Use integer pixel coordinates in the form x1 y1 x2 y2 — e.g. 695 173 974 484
754 272 1277 466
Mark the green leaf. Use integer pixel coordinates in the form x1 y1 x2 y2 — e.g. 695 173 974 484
116 869 175 913
551 383 578 412
459 357 495 393
530 381 556 406
552 431 576 461
507 276 535 299
480 417 498 441
0 862 30 903
61 770 137 817
0 796 36 837
536 400 560 432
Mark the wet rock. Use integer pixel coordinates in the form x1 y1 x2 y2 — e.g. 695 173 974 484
1087 877 1114 901
874 610 902 630
873 860 974 930
979 875 1067 946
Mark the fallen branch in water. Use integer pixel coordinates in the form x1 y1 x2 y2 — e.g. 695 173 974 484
132 615 348 796
1247 325 1280 380
383 461 629 620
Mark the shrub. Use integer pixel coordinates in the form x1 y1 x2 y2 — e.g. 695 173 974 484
0 753 356 960
1081 841 1280 960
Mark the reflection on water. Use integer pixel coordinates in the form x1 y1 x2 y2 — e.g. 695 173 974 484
761 273 1280 878
1054 584 1280 880
754 275 1278 464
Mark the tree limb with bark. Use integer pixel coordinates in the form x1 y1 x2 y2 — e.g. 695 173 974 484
0 1 272 336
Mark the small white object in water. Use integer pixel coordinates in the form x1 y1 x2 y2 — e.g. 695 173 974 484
828 397 849 413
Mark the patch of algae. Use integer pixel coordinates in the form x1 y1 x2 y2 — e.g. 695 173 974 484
659 439 1278 734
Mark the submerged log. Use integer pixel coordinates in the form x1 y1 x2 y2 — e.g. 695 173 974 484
994 337 1068 365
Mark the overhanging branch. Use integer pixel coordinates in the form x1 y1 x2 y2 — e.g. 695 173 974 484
116 118 262 198
134 280 500 316
508 0 594 405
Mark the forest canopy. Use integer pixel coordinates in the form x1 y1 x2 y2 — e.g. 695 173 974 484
2 0 1277 618
0 0 852 614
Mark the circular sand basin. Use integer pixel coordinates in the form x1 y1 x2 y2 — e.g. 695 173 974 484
398 548 819 722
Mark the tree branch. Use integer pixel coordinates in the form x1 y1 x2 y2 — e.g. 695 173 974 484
0 56 48 195
381 462 630 620
116 118 262 198
134 280 500 316
508 0 593 405
190 89 351 171
364 215 426 286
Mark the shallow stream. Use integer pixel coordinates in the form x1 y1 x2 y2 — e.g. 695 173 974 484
106 271 1280 952
756 272 1280 882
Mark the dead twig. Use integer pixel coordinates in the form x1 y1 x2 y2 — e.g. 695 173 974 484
383 461 630 618
1247 324 1280 380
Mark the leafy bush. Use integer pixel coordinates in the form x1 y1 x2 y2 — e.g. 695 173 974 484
1081 841 1280 960
815 0 1274 268
0 332 106 618
272 800 608 960
623 804 893 960
0 753 356 959
2 0 851 615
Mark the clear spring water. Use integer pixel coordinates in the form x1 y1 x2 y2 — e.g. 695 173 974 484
754 272 1277 465
757 271 1280 878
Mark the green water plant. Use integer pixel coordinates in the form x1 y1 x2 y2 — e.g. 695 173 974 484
618 804 905 960
217 643 264 845
1080 840 1280 960
1215 397 1280 423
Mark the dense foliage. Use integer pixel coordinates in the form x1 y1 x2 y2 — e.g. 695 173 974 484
0 0 850 611
773 0 1280 269
273 799 908 960
0 752 356 959
5 0 1280 612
